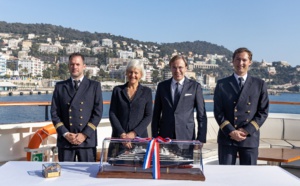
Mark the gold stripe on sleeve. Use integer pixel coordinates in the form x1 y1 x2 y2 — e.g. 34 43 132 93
250 121 259 130
220 120 230 129
55 122 63 129
88 122 96 131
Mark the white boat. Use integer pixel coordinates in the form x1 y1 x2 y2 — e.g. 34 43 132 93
107 145 194 167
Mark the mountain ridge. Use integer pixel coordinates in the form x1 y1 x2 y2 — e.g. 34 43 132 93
0 21 232 58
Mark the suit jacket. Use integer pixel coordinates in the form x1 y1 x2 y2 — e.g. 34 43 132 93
213 74 269 147
109 83 153 138
51 77 103 148
152 77 207 142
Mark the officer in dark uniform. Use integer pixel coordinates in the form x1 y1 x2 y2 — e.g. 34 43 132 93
214 47 269 165
51 53 103 162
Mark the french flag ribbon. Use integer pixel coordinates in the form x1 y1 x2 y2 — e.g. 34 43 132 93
142 137 172 179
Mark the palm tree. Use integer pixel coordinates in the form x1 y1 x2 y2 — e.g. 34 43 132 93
23 67 29 77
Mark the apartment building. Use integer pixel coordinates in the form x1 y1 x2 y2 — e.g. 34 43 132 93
18 57 44 77
0 55 7 76
102 39 113 48
92 47 105 54
135 48 144 58
22 40 32 51
85 66 100 77
38 44 59 53
66 44 81 54
8 39 19 49
118 50 136 59
204 74 216 88
18 51 28 59
107 58 132 66
109 66 126 80
191 62 219 70
143 69 153 82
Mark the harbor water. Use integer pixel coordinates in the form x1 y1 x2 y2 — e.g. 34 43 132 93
0 92 299 124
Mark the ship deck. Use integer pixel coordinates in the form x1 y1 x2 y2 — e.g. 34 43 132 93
0 100 300 180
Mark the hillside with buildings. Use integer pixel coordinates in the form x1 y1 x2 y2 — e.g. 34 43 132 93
0 21 299 92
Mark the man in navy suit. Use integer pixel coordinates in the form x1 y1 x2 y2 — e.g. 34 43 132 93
152 55 207 143
214 47 269 165
51 53 103 162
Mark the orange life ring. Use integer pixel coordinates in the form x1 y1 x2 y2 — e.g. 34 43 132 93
26 123 57 161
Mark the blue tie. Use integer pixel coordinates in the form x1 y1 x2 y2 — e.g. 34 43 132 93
174 82 180 107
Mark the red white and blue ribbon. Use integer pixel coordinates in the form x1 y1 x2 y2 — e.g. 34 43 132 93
142 137 172 179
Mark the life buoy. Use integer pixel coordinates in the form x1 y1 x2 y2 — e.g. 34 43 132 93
26 123 57 161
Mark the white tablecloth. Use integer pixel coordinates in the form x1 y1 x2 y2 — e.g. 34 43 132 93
0 161 299 186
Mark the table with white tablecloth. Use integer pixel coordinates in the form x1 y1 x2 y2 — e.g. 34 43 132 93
0 161 299 186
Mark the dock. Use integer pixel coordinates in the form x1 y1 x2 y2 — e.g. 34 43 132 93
0 90 53 96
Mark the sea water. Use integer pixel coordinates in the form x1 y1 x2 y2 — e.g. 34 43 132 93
0 92 299 124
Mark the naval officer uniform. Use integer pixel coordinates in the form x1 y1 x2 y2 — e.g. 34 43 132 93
51 76 103 162
214 74 269 165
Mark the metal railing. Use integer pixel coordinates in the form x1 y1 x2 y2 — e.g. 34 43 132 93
0 100 300 121
0 101 110 120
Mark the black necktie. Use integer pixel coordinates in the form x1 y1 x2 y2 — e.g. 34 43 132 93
238 77 244 90
174 82 181 107
74 80 80 91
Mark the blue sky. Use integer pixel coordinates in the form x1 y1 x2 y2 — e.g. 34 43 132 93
1 0 300 66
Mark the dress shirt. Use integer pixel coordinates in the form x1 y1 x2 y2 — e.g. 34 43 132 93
71 76 84 88
234 73 247 87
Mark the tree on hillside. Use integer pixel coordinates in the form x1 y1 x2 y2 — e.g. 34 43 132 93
42 68 52 79
28 43 39 56
20 67 29 77
0 39 4 46
85 70 91 79
99 68 109 79
6 62 17 71
58 63 69 80
151 70 162 83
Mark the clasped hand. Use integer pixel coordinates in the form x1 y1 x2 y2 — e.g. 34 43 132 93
65 133 87 145
229 128 248 142
120 131 136 149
